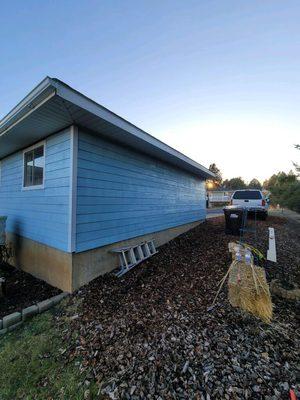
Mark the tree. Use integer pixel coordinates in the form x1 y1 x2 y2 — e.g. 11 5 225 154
206 163 222 190
293 144 300 176
223 177 246 190
248 178 262 189
266 171 299 212
259 145 299 212
263 174 278 190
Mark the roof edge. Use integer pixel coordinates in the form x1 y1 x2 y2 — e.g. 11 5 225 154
0 77 215 179
0 77 56 134
51 78 214 179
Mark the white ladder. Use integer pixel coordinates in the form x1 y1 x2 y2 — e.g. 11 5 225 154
112 240 157 277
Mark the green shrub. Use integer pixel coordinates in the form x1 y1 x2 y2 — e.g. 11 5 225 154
267 172 300 213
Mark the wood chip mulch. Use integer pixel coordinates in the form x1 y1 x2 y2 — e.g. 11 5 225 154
63 216 300 399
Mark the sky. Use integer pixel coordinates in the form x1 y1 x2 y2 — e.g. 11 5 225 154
1 0 299 183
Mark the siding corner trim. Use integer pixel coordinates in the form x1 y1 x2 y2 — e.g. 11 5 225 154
68 125 78 252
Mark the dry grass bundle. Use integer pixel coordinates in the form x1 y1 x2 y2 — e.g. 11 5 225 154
228 241 265 262
212 243 273 323
228 242 248 259
228 261 273 323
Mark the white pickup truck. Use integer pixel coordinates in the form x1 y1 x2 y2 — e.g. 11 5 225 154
230 189 268 220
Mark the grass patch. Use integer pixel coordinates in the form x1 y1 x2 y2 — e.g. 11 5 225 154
0 307 98 400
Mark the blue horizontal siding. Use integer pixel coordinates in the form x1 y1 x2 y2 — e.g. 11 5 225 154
0 129 71 251
76 131 206 252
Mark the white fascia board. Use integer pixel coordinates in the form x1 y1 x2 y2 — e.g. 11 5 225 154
0 77 56 135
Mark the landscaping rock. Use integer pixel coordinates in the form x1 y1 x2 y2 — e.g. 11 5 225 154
270 279 300 300
22 305 39 320
37 299 53 313
7 321 23 332
3 311 21 328
51 292 68 305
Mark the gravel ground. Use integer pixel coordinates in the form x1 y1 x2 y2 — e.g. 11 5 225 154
0 263 61 318
64 216 300 399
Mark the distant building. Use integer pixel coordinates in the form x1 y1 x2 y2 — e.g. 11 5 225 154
208 190 234 204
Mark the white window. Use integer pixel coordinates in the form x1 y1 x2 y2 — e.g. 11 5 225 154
23 142 45 189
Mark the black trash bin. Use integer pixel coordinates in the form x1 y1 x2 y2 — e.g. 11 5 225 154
223 206 246 235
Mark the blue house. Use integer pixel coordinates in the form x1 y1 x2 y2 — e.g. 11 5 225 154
0 78 213 291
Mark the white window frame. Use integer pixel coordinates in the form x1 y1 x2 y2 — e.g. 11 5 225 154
22 141 46 190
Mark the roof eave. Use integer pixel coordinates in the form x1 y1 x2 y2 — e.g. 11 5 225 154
0 77 215 179
0 77 56 136
50 79 214 179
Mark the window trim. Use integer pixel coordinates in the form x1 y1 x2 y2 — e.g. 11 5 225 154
22 141 46 190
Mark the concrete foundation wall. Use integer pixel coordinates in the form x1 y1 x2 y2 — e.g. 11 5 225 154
7 233 73 292
6 220 202 292
72 219 202 291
